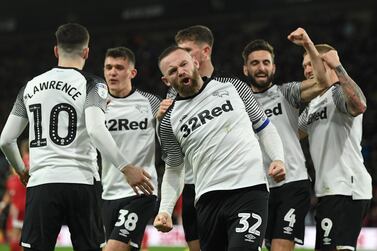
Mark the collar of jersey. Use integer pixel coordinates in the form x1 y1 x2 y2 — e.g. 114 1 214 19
252 83 275 94
55 66 80 71
176 77 212 100
109 86 136 99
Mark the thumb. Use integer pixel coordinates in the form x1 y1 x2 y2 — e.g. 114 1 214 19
268 165 277 176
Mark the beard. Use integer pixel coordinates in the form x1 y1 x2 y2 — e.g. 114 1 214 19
247 71 275 90
175 67 202 97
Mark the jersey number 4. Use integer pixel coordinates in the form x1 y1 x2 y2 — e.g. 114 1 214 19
29 103 77 147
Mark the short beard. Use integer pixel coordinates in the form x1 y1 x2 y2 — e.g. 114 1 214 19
248 73 275 91
177 67 202 97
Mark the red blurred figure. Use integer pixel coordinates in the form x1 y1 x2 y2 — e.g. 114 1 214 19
2 139 28 251
141 231 149 251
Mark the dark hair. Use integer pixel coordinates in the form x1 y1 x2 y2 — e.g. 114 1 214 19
55 23 89 53
175 25 214 47
105 47 136 66
242 39 275 64
158 45 188 69
303 43 336 56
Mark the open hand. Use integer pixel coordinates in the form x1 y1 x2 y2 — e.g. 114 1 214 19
122 164 154 195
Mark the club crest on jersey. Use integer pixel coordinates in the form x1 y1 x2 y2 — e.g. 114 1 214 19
180 100 234 138
308 107 327 125
135 104 149 114
96 83 108 99
179 114 188 123
212 90 229 97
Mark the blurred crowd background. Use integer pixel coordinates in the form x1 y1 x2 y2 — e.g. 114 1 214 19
0 0 376 233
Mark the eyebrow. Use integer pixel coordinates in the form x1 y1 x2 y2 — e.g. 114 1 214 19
167 65 177 74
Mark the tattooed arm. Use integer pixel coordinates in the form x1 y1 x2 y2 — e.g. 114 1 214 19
321 50 366 116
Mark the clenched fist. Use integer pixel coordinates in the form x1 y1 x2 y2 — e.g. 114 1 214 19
154 212 173 232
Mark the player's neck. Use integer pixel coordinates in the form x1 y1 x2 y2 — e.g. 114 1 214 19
110 83 133 98
251 82 273 93
199 61 214 78
58 57 85 70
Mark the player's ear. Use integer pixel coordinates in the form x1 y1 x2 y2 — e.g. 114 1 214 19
161 76 171 87
243 65 249 77
54 46 59 58
203 45 212 58
130 68 137 79
193 58 200 69
82 47 89 60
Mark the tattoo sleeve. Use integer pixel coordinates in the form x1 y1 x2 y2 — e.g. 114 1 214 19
335 65 366 115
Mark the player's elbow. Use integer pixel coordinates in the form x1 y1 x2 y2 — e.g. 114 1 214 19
349 102 367 117
358 102 367 115
0 134 11 151
86 125 99 141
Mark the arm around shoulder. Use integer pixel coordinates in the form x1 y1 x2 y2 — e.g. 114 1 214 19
85 106 154 194
322 51 366 116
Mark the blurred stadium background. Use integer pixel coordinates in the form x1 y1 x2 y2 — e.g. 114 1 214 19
0 0 376 250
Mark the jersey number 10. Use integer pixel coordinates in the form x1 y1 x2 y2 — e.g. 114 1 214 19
29 103 77 147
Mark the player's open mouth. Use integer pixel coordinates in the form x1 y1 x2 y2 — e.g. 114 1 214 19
182 77 191 85
255 74 267 78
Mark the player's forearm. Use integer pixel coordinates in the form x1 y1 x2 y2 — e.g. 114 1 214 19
85 106 130 170
0 115 28 174
159 163 185 216
302 43 329 100
257 123 285 162
305 43 327 85
335 65 366 116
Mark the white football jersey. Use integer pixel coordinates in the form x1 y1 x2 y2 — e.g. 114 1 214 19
253 83 308 187
11 67 108 187
299 84 372 199
166 86 193 184
166 76 247 185
160 78 269 203
101 89 160 200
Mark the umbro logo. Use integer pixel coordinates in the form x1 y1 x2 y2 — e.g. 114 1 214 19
323 237 332 245
283 226 293 234
119 229 129 237
212 90 229 97
244 233 256 242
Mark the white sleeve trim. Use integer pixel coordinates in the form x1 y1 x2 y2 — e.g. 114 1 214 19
0 115 28 173
257 122 285 162
85 106 130 170
158 163 185 216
